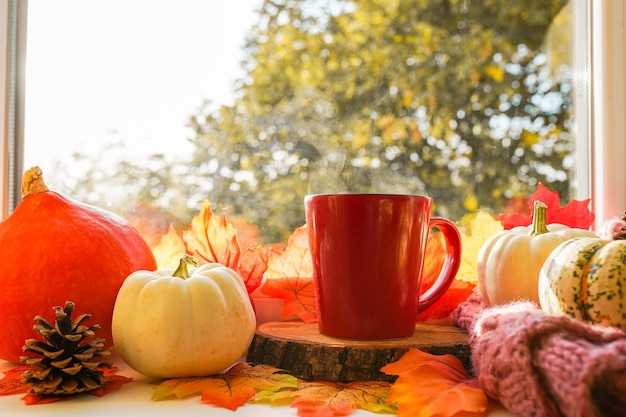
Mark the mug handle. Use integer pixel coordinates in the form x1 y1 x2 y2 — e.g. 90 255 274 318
417 217 462 313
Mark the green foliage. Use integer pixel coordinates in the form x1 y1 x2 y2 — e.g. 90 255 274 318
56 0 573 244
187 0 572 242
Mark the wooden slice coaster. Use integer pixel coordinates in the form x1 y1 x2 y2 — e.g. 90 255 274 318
247 320 470 382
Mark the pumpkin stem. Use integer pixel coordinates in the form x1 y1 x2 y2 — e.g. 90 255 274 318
529 200 549 236
172 255 199 279
21 166 49 198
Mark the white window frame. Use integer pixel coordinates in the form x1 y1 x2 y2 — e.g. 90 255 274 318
1 0 624 230
589 0 626 231
1 0 26 219
0 0 13 219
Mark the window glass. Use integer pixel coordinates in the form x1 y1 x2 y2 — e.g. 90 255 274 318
24 0 576 245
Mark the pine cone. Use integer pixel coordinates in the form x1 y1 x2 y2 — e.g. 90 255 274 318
20 301 111 395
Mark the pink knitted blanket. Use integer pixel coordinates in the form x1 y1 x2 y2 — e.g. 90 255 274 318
451 290 626 417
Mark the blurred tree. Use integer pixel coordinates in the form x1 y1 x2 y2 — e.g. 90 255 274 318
56 0 572 244
187 0 571 241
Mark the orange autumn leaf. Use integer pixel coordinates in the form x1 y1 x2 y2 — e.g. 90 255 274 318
153 361 396 416
257 379 396 417
182 199 268 294
418 279 476 322
183 199 240 268
238 245 273 293
261 275 317 322
228 214 263 250
382 349 488 417
292 380 396 417
262 226 317 322
152 362 298 411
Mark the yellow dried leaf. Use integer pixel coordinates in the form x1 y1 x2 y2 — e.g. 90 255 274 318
456 211 503 283
485 64 505 82
258 379 396 416
152 363 298 411
151 225 186 269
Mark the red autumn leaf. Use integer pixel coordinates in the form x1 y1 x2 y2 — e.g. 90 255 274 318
262 226 317 322
418 280 476 322
183 199 268 295
88 366 134 397
152 362 298 411
499 183 594 230
0 366 30 396
0 365 132 405
382 349 488 417
21 393 68 405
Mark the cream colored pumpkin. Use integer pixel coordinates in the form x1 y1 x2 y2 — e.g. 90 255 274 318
112 255 256 378
477 201 597 305
539 236 626 327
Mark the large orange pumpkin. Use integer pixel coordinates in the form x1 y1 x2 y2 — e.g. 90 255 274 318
0 167 157 363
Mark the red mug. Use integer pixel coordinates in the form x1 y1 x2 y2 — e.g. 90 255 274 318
305 193 462 340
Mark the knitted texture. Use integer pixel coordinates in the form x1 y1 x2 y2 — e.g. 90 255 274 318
451 290 626 417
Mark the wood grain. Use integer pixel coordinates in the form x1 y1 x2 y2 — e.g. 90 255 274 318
247 321 470 382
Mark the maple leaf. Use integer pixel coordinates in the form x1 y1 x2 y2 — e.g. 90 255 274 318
151 224 186 269
183 199 240 268
228 215 264 250
417 279 476 322
381 349 488 417
238 245 272 294
499 183 594 230
262 226 317 322
0 366 30 396
456 212 503 283
182 199 268 295
0 365 132 405
152 362 298 411
258 379 396 417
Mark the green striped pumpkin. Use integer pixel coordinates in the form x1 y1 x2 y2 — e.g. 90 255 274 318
538 236 626 328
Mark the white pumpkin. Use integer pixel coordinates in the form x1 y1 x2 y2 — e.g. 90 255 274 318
477 201 597 305
112 255 256 378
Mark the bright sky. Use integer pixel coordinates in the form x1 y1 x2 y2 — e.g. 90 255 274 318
23 0 261 171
